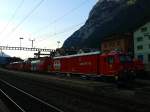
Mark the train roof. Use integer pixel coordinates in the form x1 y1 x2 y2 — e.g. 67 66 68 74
53 51 101 59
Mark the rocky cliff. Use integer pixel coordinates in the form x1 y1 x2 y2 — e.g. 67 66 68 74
63 0 150 48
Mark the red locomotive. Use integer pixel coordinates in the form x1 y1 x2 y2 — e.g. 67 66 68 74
52 51 136 80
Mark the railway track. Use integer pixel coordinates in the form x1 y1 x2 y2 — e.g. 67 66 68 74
1 69 150 112
0 79 64 112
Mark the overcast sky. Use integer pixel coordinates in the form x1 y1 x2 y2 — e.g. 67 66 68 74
0 0 97 59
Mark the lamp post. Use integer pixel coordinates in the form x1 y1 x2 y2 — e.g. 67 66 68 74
29 38 35 48
19 37 24 47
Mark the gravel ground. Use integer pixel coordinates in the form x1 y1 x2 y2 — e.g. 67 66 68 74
0 99 10 112
1 68 150 112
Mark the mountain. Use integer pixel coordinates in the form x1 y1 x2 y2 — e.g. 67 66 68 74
63 0 150 49
0 52 10 57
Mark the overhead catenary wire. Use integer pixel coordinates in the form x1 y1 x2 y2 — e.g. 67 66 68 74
2 0 94 49
35 0 91 47
33 0 90 35
36 10 104 48
0 0 24 35
37 21 85 43
12 0 45 32
6 0 45 38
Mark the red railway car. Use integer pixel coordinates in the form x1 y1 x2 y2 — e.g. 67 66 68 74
6 63 13 70
37 57 53 72
31 60 40 72
9 62 23 71
30 57 53 72
23 61 31 72
52 51 135 79
53 52 99 75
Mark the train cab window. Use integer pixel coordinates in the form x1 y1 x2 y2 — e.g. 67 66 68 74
107 56 114 64
120 55 126 63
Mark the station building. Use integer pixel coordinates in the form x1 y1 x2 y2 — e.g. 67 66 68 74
101 33 133 54
134 22 150 65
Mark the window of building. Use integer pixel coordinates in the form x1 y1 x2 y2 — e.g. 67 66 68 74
144 34 150 40
137 55 144 62
137 37 143 42
148 54 150 62
141 27 147 32
137 45 143 50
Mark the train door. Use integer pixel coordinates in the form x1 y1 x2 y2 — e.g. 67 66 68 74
99 55 108 75
99 55 116 76
47 59 52 72
106 55 116 75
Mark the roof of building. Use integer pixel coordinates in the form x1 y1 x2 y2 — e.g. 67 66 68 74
101 33 132 42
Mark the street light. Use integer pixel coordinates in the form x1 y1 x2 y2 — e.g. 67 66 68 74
29 38 35 48
19 37 24 47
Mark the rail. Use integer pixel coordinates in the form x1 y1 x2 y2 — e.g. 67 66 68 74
0 79 64 112
0 89 26 112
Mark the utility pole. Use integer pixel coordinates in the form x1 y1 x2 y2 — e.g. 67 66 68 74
29 39 35 48
19 37 24 47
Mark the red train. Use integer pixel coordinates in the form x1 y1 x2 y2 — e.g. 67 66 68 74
6 51 144 80
52 51 138 80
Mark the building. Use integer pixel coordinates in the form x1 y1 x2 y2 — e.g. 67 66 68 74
101 33 133 53
134 22 150 65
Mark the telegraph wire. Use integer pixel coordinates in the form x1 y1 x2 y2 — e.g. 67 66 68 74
0 0 24 35
12 0 45 32
7 0 45 38
35 0 91 46
33 0 90 35
37 22 85 44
